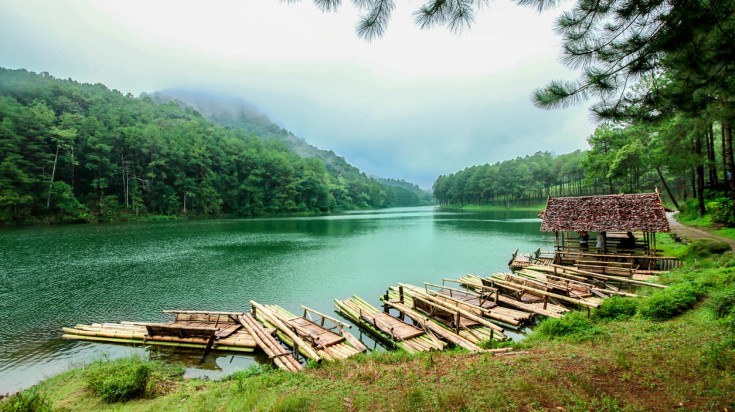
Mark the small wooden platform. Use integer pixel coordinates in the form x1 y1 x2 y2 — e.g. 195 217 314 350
388 285 507 343
252 301 366 362
362 311 425 340
335 296 446 353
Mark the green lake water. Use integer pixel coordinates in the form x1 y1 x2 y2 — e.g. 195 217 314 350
0 206 552 393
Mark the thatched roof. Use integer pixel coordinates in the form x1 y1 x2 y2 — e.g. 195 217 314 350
540 193 670 232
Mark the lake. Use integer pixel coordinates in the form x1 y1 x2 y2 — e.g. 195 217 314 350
0 206 552 394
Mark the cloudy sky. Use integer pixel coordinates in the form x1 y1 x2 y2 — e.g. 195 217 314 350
0 0 596 189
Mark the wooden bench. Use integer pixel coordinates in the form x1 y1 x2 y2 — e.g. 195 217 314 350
142 323 219 339
360 311 424 341
287 317 345 348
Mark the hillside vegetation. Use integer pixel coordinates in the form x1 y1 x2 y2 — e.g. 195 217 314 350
0 69 429 226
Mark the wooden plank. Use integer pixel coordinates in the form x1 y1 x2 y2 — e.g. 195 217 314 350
215 323 242 338
362 311 424 340
288 317 345 347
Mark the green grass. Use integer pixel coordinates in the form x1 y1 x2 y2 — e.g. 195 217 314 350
655 233 688 257
714 227 735 240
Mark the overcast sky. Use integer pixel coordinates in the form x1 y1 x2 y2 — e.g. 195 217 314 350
0 0 596 189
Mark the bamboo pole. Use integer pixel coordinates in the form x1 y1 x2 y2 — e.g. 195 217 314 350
489 278 599 308
401 286 506 334
383 300 480 352
238 314 302 372
545 264 668 288
401 284 521 327
250 301 322 362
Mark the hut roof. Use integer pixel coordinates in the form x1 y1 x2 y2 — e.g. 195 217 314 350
540 193 670 232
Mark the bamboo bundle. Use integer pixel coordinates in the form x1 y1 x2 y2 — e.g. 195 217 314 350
489 275 600 308
335 296 446 353
503 271 595 300
535 264 668 289
518 268 639 298
457 275 568 318
62 325 256 351
250 300 322 362
381 299 485 352
387 286 507 343
238 314 302 372
412 282 535 328
62 310 257 352
396 284 511 331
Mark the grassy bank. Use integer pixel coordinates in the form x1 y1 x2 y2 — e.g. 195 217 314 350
4 243 735 411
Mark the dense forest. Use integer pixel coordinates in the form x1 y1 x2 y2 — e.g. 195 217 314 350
434 119 731 222
0 68 430 225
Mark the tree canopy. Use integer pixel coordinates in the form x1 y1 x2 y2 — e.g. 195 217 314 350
0 68 429 225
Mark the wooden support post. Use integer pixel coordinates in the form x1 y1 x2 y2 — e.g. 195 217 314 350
543 295 548 310
399 286 404 304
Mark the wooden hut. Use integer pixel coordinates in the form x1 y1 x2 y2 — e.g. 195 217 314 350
540 192 672 270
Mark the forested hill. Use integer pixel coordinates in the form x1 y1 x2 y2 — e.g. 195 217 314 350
143 89 366 180
0 68 428 225
145 89 433 208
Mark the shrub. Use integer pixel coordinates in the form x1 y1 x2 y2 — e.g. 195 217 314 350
532 311 602 342
711 197 735 225
710 286 735 319
593 296 639 321
85 357 150 403
680 239 732 260
638 283 700 321
0 388 53 412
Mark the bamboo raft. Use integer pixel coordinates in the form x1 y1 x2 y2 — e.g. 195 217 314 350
251 301 366 362
526 263 667 289
386 284 508 342
457 274 569 318
335 295 447 353
62 310 257 354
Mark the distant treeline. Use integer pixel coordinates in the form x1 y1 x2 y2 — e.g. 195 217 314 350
434 118 731 217
0 68 429 225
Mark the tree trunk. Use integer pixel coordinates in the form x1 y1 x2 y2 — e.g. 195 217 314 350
695 133 706 216
723 123 729 196
708 122 718 185
47 145 60 208
656 166 680 211
725 122 735 222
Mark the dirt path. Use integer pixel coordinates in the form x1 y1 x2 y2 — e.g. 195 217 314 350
666 212 735 249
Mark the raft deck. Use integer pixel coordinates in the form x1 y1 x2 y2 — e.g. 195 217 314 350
251 301 366 362
335 296 446 353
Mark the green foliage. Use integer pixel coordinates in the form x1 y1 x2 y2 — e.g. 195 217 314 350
680 239 732 260
638 283 700 321
593 296 639 321
0 388 53 412
530 311 602 342
433 150 603 207
85 357 150 403
228 363 274 393
0 68 419 226
709 286 735 319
